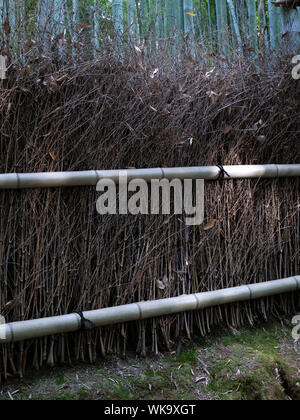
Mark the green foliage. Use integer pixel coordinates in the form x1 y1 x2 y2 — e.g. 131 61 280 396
1 322 299 400
2 0 299 58
176 348 198 365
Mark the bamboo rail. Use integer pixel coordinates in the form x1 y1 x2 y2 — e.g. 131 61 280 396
1 277 299 343
0 164 300 189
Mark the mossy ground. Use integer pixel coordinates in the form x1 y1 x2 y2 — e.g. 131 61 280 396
1 320 299 400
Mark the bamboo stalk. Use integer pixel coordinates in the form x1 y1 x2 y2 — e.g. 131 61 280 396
0 165 299 189
1 276 299 344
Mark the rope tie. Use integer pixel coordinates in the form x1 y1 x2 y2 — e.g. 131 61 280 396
217 165 230 180
77 311 96 331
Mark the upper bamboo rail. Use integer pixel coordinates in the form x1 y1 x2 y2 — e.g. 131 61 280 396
0 164 300 189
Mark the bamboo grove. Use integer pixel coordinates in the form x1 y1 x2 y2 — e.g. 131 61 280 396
1 1 300 62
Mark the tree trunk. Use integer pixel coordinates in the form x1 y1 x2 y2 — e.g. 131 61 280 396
215 0 229 56
227 0 243 54
246 0 258 52
268 0 284 51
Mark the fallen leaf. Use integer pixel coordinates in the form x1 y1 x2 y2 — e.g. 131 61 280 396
4 299 18 311
136 271 142 282
77 23 91 29
49 151 56 161
253 119 263 130
156 279 165 290
224 126 233 135
206 90 219 104
203 219 217 231
150 68 159 79
257 135 267 144
205 68 216 79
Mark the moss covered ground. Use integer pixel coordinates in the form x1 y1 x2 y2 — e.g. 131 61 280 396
1 320 299 400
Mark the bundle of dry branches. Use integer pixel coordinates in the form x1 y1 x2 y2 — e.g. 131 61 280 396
0 45 299 379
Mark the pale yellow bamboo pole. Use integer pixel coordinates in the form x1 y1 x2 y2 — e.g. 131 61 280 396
1 276 299 343
0 164 299 189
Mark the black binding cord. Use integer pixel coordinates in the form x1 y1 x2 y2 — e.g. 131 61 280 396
217 165 230 180
77 311 96 331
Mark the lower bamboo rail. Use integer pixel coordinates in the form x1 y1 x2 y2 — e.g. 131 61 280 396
1 276 299 343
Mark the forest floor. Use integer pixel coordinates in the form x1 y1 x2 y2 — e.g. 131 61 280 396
1 320 300 401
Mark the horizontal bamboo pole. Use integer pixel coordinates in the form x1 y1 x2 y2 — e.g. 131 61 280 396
0 276 299 344
0 164 299 189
